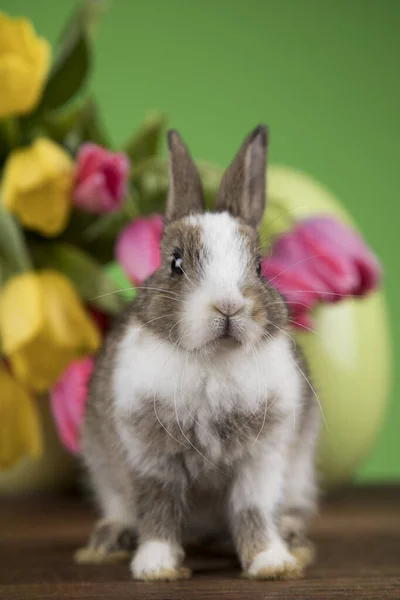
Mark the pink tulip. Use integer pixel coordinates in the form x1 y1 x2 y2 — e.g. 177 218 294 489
74 143 130 213
116 214 164 286
262 216 382 329
51 357 94 454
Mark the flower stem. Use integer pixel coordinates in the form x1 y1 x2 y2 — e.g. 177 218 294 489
124 190 140 219
1 117 21 149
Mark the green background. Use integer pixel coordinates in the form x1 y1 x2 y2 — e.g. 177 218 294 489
2 0 399 481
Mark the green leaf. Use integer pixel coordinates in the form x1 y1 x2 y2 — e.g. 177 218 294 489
40 101 86 145
0 202 31 286
131 157 167 214
42 98 111 152
124 113 167 165
23 1 105 124
61 208 130 264
104 262 137 301
80 98 111 147
33 243 127 315
39 27 91 112
57 0 106 47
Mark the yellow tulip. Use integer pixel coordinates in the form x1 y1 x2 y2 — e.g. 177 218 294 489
0 366 42 469
0 12 51 117
1 138 75 236
0 270 100 392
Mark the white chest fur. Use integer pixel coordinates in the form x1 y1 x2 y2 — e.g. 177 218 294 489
114 323 298 413
113 323 301 476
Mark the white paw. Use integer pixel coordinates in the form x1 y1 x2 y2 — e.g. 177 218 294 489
131 540 189 581
246 540 300 580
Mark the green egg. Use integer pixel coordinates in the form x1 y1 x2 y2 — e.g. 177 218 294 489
263 167 392 488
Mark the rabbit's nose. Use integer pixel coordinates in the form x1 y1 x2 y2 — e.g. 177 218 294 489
213 298 245 317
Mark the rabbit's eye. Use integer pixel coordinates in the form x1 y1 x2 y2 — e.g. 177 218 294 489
256 255 262 277
171 251 184 275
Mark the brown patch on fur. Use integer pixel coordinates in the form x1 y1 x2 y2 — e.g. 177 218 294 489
129 220 204 345
242 277 289 340
263 282 289 337
88 519 136 552
74 519 137 564
279 511 315 567
80 306 138 517
230 507 269 570
134 475 188 543
161 219 204 270
127 395 284 472
236 220 259 249
236 218 289 340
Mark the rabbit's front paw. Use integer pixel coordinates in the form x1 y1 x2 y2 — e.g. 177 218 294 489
131 540 190 581
280 513 315 569
75 519 137 564
244 540 301 580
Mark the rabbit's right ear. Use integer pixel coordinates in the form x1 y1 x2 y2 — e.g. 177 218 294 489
214 125 268 229
165 130 205 222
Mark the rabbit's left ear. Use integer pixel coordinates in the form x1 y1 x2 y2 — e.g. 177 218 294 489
214 125 268 229
165 130 205 222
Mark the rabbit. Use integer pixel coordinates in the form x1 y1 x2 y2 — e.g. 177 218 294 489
75 125 321 581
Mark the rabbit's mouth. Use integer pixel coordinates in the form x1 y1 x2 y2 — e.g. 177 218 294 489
214 317 243 347
218 331 237 344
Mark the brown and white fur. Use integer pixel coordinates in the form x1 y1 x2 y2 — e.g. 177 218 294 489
77 126 321 581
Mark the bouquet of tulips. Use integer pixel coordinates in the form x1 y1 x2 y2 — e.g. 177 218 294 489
0 2 383 474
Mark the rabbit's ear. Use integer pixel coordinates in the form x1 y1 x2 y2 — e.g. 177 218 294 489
214 125 268 228
165 130 205 222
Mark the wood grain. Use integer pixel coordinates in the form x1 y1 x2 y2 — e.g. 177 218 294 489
0 486 399 599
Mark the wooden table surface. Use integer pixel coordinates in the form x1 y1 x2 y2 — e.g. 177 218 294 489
0 486 399 600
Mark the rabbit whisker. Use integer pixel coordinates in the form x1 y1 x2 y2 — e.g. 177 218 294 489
285 344 329 432
267 321 297 350
266 254 336 284
151 328 191 450
288 319 324 340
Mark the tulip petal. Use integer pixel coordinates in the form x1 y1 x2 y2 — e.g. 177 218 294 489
0 14 50 117
103 155 130 201
116 216 163 286
10 330 78 393
1 138 74 236
51 357 94 454
0 272 43 355
2 143 45 194
299 217 382 297
76 143 109 181
149 214 164 239
0 271 100 393
262 215 381 329
35 138 75 182
0 56 34 117
39 270 100 353
51 370 76 453
0 366 42 469
8 180 72 237
74 172 113 213
73 143 130 214
0 15 35 59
